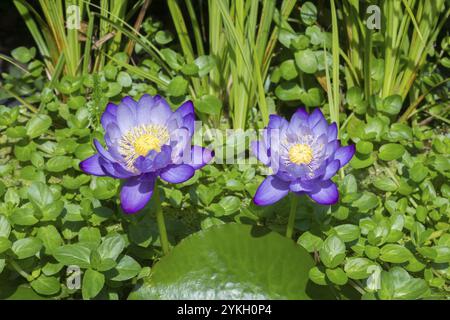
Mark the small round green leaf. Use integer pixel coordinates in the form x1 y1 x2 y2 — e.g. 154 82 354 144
356 141 373 154
344 257 378 280
98 234 125 261
379 144 405 161
0 216 11 238
309 266 327 285
117 71 132 87
195 95 223 115
280 59 298 80
194 55 216 77
26 115 52 139
373 176 398 192
12 46 36 63
109 255 141 282
12 238 42 259
155 30 173 45
46 156 73 172
333 224 360 242
167 76 188 97
297 231 323 253
326 268 348 285
30 275 60 296
295 49 318 74
300 2 317 25
53 244 91 268
319 235 346 268
379 95 402 115
82 269 105 300
380 244 412 263
218 196 241 216
275 82 303 101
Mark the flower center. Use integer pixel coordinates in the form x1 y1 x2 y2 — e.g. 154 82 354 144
133 134 161 156
119 124 169 170
289 144 313 165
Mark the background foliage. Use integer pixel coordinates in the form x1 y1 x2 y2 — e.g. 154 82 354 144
0 0 449 299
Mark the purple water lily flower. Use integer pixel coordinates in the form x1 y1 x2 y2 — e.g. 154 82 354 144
251 108 355 206
80 95 213 214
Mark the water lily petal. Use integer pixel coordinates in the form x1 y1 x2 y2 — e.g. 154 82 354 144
181 113 195 136
290 179 316 193
307 180 339 205
94 139 116 162
105 123 122 144
101 103 118 130
166 101 194 132
79 154 105 176
160 164 195 184
312 116 328 137
327 123 338 141
152 145 172 170
175 100 194 117
290 107 309 129
285 162 315 180
325 140 340 158
268 114 289 130
105 102 118 115
170 128 190 163
251 141 270 165
334 145 355 167
99 158 134 179
150 95 172 124
308 108 325 128
103 123 124 159
186 146 213 169
274 171 293 182
321 159 341 180
107 145 125 163
137 94 155 125
116 102 136 133
253 175 290 206
120 174 156 214
121 96 138 112
312 134 328 160
134 155 154 173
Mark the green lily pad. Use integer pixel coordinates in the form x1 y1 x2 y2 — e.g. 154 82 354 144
129 223 330 300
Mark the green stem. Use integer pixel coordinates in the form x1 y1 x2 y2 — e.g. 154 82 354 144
154 182 170 255
349 279 366 296
286 194 299 239
10 260 32 281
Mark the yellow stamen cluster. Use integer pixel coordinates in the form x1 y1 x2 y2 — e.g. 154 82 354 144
134 134 161 156
288 143 313 165
119 124 169 170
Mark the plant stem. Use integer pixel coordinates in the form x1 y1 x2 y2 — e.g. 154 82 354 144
10 260 32 281
286 194 299 239
349 279 366 295
154 182 170 255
